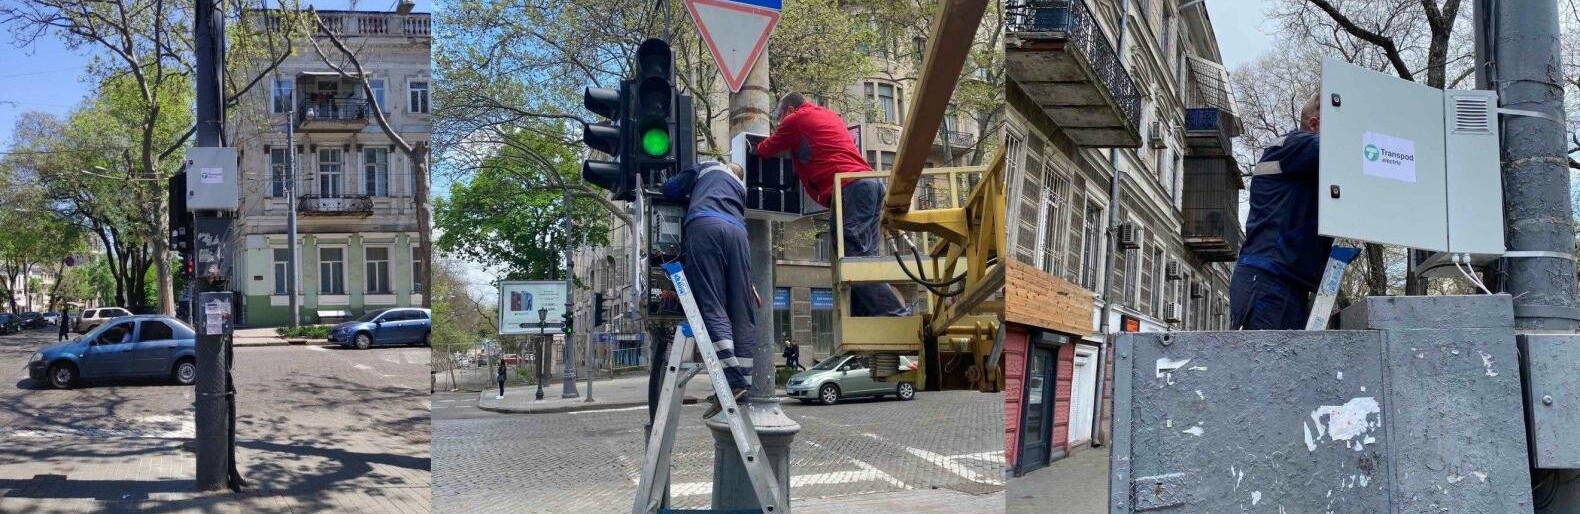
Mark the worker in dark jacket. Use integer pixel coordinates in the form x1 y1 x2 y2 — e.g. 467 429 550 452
57 308 70 341
663 161 754 418
1231 94 1335 330
757 93 908 317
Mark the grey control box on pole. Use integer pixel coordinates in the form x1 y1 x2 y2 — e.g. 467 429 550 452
185 147 239 211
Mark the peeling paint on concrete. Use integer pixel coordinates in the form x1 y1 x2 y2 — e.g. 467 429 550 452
1477 350 1499 377
1183 425 1204 436
1305 397 1382 452
1251 491 1262 505
1156 357 1191 377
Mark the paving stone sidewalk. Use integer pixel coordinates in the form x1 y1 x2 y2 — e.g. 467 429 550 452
1006 446 1108 514
0 340 430 513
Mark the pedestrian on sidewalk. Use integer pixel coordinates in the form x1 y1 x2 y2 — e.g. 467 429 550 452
757 93 908 317
663 161 754 418
496 361 508 399
782 339 804 371
57 307 70 341
1231 93 1333 330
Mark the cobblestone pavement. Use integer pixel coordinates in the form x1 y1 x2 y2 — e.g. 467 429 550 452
434 389 1004 513
1006 446 1108 514
0 327 431 513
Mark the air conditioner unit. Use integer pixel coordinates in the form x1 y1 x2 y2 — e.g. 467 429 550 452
1165 261 1183 280
1118 222 1141 250
1165 302 1184 323
1149 122 1167 149
1189 282 1204 299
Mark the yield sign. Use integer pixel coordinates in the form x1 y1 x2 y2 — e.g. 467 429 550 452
684 0 781 92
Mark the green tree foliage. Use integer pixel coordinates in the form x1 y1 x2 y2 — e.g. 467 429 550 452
436 130 611 280
2 73 192 312
0 0 304 314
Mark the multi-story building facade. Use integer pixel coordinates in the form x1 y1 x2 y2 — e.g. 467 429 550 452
230 9 432 327
568 17 992 373
1002 0 1243 475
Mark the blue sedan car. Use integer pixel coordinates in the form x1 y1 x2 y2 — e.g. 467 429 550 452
28 315 198 389
328 308 432 349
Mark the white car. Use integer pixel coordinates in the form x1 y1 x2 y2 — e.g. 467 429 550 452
73 307 132 334
42 313 60 326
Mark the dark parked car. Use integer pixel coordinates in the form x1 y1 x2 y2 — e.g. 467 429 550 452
0 314 19 335
17 312 46 329
328 308 432 349
28 315 198 389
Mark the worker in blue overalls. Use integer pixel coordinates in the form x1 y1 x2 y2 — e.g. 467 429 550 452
1231 94 1336 330
663 161 755 418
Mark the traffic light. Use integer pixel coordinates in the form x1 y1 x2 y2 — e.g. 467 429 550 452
632 38 675 184
167 171 192 255
561 310 574 335
582 83 633 200
593 292 607 326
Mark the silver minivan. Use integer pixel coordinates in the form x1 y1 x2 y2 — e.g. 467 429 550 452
784 353 917 405
73 307 132 334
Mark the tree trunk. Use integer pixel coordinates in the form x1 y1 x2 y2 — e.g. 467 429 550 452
1364 243 1388 296
414 141 433 309
154 193 175 315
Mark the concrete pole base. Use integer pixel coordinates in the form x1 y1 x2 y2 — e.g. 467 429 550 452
704 400 801 512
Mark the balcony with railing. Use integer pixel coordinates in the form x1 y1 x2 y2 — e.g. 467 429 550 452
1181 156 1243 261
297 98 371 132
934 129 977 153
1183 57 1242 156
298 194 374 216
315 12 430 37
1005 0 1141 147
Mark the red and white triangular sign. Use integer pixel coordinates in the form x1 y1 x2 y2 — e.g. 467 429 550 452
684 0 781 93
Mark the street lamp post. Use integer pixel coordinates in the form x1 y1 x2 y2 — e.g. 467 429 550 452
535 307 548 400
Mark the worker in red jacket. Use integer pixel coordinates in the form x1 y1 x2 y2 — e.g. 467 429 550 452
757 93 907 317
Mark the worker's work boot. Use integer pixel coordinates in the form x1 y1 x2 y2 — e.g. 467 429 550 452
702 387 748 419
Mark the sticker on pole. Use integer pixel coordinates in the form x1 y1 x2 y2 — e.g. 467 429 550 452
684 0 780 92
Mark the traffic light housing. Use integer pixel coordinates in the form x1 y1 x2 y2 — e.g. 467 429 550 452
593 292 607 326
582 83 634 201
632 39 676 185
561 310 574 335
167 172 193 255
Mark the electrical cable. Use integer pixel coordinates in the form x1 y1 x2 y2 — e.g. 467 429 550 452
885 231 965 297
889 230 967 288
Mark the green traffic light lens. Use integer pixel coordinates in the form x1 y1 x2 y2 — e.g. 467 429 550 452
642 128 671 157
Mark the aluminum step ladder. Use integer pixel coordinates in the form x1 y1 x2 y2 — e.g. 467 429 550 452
1306 246 1362 330
631 262 785 514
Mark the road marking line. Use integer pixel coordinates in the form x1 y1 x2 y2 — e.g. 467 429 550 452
949 451 1006 463
670 468 909 498
863 433 1003 486
568 405 648 415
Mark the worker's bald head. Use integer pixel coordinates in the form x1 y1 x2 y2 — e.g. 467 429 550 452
726 162 744 180
776 92 805 120
1301 93 1321 133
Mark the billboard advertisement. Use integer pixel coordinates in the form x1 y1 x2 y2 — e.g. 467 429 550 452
498 280 569 335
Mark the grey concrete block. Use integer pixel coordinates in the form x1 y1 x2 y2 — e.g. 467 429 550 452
1339 294 1513 330
1113 320 1534 513
1384 328 1532 513
1520 334 1580 469
1113 331 1390 513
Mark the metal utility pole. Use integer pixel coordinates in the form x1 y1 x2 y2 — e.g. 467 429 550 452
192 0 242 493
286 107 300 328
1488 0 1580 332
562 185 580 398
1090 0 1131 449
707 49 800 512
1483 0 1580 509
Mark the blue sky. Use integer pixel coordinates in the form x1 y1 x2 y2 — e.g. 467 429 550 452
0 0 432 148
